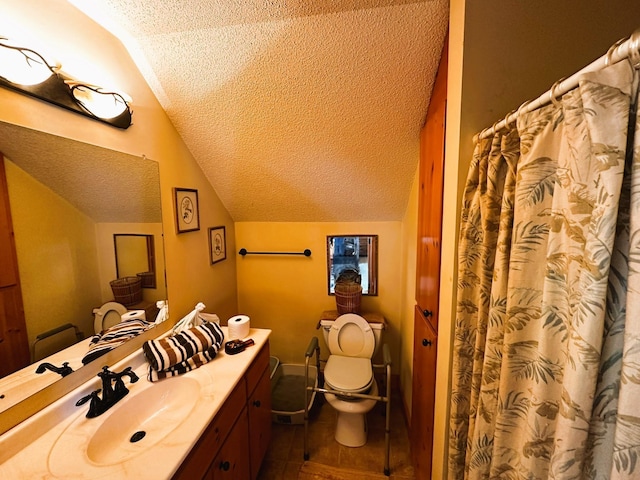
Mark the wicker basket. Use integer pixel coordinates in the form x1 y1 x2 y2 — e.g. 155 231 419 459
136 271 155 288
334 282 363 314
110 276 142 306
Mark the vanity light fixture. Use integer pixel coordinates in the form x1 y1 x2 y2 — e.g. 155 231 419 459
0 38 58 85
67 82 132 121
0 37 132 129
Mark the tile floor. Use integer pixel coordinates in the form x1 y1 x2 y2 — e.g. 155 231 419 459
257 384 415 480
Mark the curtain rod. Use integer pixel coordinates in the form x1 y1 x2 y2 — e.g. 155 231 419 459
477 27 640 141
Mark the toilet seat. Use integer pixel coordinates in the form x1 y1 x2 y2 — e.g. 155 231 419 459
327 313 375 359
93 302 127 334
325 355 373 393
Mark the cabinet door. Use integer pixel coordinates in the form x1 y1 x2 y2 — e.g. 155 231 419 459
209 408 251 480
415 39 447 332
172 379 247 480
410 305 438 479
0 155 30 377
248 365 272 480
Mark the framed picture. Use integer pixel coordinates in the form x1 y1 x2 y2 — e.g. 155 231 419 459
174 188 200 233
209 226 227 264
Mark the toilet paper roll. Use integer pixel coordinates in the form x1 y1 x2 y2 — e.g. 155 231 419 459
122 310 146 322
228 315 250 339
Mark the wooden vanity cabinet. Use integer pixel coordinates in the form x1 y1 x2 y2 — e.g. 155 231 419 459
246 346 272 479
208 408 250 479
173 342 271 480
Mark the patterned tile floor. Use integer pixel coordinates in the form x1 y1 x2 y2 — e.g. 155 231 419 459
257 386 415 480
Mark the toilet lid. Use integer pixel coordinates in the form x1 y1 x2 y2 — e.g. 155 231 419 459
324 355 373 393
93 302 127 333
327 313 375 358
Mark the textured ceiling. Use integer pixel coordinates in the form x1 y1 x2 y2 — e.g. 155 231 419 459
0 122 162 224
71 0 449 222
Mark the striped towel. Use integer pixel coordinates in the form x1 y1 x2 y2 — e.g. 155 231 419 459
82 319 151 365
143 321 224 374
148 343 221 382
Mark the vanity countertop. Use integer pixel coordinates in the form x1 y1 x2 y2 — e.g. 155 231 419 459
0 327 271 479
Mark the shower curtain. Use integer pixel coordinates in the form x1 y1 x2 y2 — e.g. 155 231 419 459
449 60 640 479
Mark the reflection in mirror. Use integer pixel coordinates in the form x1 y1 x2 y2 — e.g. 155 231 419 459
114 234 156 289
0 121 166 413
327 235 378 296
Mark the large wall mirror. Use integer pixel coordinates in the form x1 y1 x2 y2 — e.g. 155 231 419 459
327 235 378 296
0 121 167 415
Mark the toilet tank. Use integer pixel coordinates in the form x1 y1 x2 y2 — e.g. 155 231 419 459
319 317 384 358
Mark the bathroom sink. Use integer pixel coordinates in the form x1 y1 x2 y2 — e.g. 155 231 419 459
48 376 201 473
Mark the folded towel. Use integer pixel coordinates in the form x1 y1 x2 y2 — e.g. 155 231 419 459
82 318 150 365
143 321 224 371
148 343 221 382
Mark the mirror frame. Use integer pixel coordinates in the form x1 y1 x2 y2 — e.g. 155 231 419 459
114 233 157 289
326 235 378 296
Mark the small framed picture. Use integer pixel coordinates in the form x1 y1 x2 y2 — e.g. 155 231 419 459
209 226 227 264
174 188 200 233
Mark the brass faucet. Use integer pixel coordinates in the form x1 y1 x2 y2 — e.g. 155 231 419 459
76 366 139 418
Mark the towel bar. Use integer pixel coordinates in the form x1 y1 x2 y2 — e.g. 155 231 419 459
238 248 311 257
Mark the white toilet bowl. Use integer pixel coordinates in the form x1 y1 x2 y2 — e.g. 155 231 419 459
324 378 378 447
92 302 127 334
320 314 384 447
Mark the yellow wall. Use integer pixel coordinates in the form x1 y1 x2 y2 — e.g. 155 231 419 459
5 158 101 343
235 222 403 371
95 223 166 305
399 167 419 415
0 0 238 324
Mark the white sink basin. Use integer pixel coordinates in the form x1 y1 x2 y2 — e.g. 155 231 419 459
48 376 200 472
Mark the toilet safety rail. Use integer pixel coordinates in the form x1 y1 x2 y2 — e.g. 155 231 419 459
303 337 392 476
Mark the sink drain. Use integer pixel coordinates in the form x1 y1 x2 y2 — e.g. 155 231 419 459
130 431 146 443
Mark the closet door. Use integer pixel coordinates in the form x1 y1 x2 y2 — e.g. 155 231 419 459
411 36 447 479
415 40 447 333
411 306 438 478
0 155 30 377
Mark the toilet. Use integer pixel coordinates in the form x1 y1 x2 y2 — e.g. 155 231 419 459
320 313 384 447
92 302 127 333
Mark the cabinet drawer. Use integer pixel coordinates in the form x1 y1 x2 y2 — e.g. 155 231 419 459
245 342 270 396
172 377 247 480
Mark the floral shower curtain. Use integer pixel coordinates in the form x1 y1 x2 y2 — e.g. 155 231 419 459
449 60 640 479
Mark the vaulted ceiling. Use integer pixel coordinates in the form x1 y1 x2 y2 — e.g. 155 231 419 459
70 0 449 222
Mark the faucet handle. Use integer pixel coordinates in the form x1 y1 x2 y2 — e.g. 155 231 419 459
76 389 105 418
76 389 101 407
116 366 139 383
113 367 139 395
